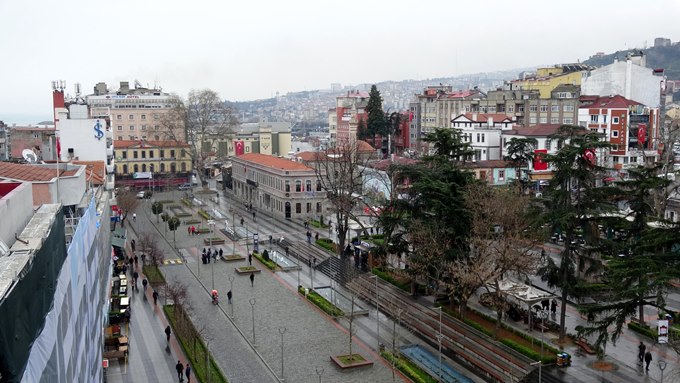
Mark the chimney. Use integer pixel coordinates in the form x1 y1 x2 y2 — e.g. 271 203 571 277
472 113 478 121
119 82 130 95
52 89 65 124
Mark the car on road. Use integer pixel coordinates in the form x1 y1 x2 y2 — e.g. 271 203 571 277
136 191 152 199
178 183 192 191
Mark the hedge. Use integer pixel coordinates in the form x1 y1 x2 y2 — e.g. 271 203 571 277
181 198 193 207
315 238 336 254
628 321 657 340
253 252 277 271
164 305 228 383
310 219 328 228
372 267 410 292
381 351 437 383
142 265 166 285
198 210 212 220
298 286 344 317
500 339 557 364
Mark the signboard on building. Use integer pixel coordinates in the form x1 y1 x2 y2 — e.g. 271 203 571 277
658 319 669 343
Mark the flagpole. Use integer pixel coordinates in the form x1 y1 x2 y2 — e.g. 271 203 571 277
56 130 60 204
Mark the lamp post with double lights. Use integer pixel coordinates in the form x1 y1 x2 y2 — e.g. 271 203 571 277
370 274 380 352
249 298 256 345
538 309 548 382
278 327 287 381
659 360 667 383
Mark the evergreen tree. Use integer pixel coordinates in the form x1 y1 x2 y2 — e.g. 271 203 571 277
504 137 538 192
366 85 385 147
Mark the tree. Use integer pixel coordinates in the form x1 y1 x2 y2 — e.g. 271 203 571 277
163 89 239 188
365 85 386 148
168 216 181 248
503 137 538 192
459 182 539 334
406 219 449 297
137 231 164 267
538 125 614 342
116 191 140 225
151 201 164 223
383 111 403 157
313 142 376 257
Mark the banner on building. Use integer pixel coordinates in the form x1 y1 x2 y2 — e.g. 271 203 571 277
637 123 647 146
658 319 669 344
533 149 548 171
234 141 244 155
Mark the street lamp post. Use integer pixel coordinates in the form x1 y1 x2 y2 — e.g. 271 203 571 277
315 367 324 383
659 360 667 383
209 220 216 291
433 306 442 382
278 327 287 381
249 298 256 345
330 271 337 305
228 275 235 318
370 275 380 351
538 309 548 383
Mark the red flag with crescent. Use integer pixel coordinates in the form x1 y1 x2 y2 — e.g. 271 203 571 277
637 124 647 147
235 140 244 155
583 148 596 166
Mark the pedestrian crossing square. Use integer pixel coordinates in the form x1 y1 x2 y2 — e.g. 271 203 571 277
163 258 184 265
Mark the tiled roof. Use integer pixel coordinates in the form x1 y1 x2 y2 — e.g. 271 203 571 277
453 113 514 123
9 127 56 132
469 160 514 168
356 140 375 152
295 151 326 162
72 160 105 185
0 162 79 182
236 153 312 171
371 157 419 170
579 95 641 109
504 124 563 137
115 140 189 148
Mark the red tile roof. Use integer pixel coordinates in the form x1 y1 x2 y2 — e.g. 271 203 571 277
579 95 641 109
236 153 312 171
356 140 375 152
115 140 189 148
453 113 514 123
371 157 419 170
72 160 105 185
0 162 80 182
504 124 564 137
295 151 327 162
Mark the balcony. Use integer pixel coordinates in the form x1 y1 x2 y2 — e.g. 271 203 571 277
106 163 115 174
106 146 114 158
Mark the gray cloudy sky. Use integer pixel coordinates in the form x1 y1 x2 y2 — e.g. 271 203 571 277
1 0 678 122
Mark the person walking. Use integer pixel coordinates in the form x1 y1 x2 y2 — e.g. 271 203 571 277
175 360 184 382
219 248 223 259
248 253 252 266
550 299 557 315
227 290 232 304
212 249 217 263
133 213 136 222
134 255 139 269
130 239 136 252
185 363 192 383
638 342 646 365
315 232 319 241
249 273 254 287
644 350 652 371
152 290 159 305
132 271 139 291
252 211 256 221
142 278 148 292
240 217 244 226
165 325 172 342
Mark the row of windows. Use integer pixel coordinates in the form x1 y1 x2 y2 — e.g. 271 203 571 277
117 135 162 141
119 162 187 174
589 115 620 124
529 105 574 112
116 149 186 159
117 125 161 131
116 113 160 120
246 168 322 193
529 117 574 124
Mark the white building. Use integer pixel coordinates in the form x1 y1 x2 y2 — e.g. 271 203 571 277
452 113 515 161
53 86 115 190
502 124 565 181
581 53 664 108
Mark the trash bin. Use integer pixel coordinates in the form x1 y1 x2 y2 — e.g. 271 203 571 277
556 352 571 367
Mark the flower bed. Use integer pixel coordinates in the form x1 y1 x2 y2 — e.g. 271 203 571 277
330 354 373 369
315 238 336 254
142 265 166 285
253 251 278 271
175 212 192 218
198 210 212 220
381 351 437 383
181 198 193 207
203 237 225 245
222 255 245 262
184 219 201 225
372 267 410 292
235 266 261 274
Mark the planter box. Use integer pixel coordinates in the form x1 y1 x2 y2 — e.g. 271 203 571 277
330 354 373 369
203 238 225 245
235 266 261 274
223 255 245 262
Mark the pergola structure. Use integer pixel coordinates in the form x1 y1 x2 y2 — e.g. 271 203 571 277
489 279 554 331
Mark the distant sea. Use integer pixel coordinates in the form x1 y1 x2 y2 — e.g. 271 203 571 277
0 113 53 126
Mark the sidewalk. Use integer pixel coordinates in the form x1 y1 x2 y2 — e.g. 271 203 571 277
105 223 190 383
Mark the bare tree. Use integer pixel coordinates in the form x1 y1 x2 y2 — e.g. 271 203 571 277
162 89 239 188
459 182 539 336
313 142 376 256
406 219 448 297
166 280 191 333
136 231 164 267
116 191 140 223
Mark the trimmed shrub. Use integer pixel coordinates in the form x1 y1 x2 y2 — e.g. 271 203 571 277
298 286 344 317
253 252 277 271
381 351 437 383
315 238 335 254
628 321 657 340
372 268 410 292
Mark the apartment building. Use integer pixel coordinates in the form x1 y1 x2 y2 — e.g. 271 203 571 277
113 140 192 189
507 63 592 98
334 90 369 145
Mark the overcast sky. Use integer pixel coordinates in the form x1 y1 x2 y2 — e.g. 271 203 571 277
1 0 678 123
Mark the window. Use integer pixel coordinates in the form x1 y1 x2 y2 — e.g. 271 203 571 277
149 150 154 158
529 117 537 124
481 134 485 143
551 105 560 112
508 105 514 113
245 146 250 153
154 125 160 130
153 113 159 120
540 104 548 112
316 180 322 191
563 105 574 112
133 164 139 173
122 151 127 159
129 114 134 120
117 125 123 131
117 136 123 140
130 125 135 130
517 105 524 112
590 115 598 123
170 150 175 158
306 203 311 213
550 117 559 124
316 202 322 213
128 135 135 140
295 203 301 214
141 151 146 159
295 180 302 192
612 130 619 138
563 118 574 124
160 150 165 158
133 151 138 159
545 139 551 151
476 133 480 143
160 163 165 172
117 115 122 120
141 125 147 131
141 136 147 140
306 180 312 191
142 164 146 172
285 181 290 192
141 114 146 120
530 105 537 112
154 135 160 141
540 117 547 124
602 115 607 124
613 117 619 124
498 170 505 181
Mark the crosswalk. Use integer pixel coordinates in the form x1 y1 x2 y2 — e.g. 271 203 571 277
162 258 183 265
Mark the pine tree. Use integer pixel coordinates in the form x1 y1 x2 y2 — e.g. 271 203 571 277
366 85 385 147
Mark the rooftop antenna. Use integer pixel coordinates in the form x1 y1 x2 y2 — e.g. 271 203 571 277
74 83 81 97
51 80 65 92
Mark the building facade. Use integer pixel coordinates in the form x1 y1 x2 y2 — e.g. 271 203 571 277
231 153 326 221
452 113 515 161
113 140 192 189
507 64 591 99
7 125 57 161
334 90 368 145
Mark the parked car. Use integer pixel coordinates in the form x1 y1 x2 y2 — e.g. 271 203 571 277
136 191 145 199
178 183 192 191
136 191 153 199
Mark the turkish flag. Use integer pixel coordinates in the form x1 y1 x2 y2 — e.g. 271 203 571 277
583 148 596 166
637 124 647 147
533 149 548 171
235 140 244 155
409 111 414 122
56 137 61 158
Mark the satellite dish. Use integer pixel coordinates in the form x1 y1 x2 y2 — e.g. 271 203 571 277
22 149 37 164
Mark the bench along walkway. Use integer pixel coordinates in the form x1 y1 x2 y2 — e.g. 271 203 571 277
348 274 536 383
